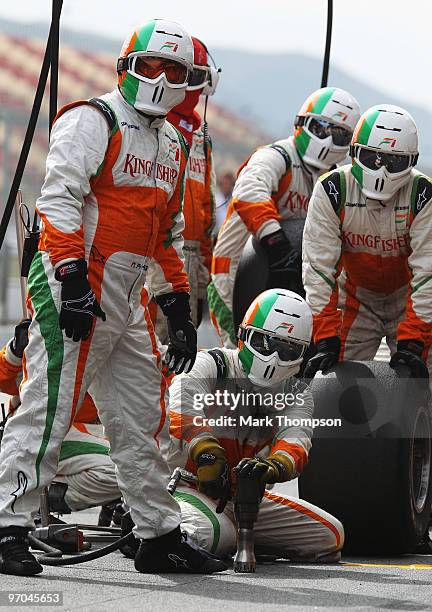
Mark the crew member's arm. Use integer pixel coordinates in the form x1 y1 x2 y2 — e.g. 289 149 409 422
37 105 109 268
302 173 344 343
150 133 190 297
391 176 432 378
232 146 290 240
267 380 314 479
0 342 22 396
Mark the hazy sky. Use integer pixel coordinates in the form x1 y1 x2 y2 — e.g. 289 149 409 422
0 0 430 110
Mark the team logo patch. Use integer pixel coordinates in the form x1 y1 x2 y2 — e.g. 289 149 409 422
160 42 179 52
332 111 348 122
275 322 294 333
378 137 397 148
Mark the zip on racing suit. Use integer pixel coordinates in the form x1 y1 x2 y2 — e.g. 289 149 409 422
303 166 432 365
0 342 118 511
0 89 189 538
165 347 344 559
208 136 316 348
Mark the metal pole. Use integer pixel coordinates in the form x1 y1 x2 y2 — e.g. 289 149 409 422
321 0 333 88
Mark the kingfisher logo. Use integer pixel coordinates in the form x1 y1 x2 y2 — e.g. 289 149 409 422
332 111 348 122
275 322 294 333
378 137 397 148
160 41 179 52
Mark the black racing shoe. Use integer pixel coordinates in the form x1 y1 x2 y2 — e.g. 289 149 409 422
0 527 43 576
97 498 122 527
119 511 140 559
134 525 227 574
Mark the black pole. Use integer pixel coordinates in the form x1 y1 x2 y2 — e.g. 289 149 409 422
49 0 63 133
321 0 333 88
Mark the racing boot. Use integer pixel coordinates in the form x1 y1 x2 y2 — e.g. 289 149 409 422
134 525 227 574
119 511 140 559
0 527 43 576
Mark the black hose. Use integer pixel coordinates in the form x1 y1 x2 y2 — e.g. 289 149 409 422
37 532 135 566
321 0 333 88
28 534 62 557
49 0 63 133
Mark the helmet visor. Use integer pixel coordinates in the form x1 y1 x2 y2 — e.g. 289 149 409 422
188 65 210 88
307 118 352 146
357 147 412 174
133 56 189 85
249 330 306 361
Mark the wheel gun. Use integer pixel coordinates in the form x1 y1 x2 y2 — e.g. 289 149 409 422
233 474 264 573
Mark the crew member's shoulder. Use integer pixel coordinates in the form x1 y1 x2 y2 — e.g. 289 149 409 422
267 138 293 173
317 164 352 212
408 169 432 218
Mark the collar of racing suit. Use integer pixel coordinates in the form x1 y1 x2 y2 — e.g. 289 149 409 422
116 86 166 129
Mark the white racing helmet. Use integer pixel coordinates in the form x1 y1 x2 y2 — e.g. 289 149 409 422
117 19 193 116
294 87 361 170
238 289 312 387
350 104 419 201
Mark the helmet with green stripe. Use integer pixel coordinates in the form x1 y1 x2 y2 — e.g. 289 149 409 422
238 289 312 387
350 104 418 201
117 19 193 116
294 87 360 170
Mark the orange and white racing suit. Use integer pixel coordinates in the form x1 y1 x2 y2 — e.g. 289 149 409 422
0 341 118 510
0 89 188 537
165 348 344 559
148 127 216 343
208 136 316 347
303 166 432 363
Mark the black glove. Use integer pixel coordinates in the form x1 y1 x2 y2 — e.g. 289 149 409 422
303 336 340 379
260 229 300 289
194 444 231 513
234 456 288 484
156 292 197 374
55 259 106 342
10 319 31 358
389 340 429 379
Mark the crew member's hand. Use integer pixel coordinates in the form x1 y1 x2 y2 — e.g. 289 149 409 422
235 454 294 484
191 438 230 513
303 336 340 379
156 292 197 374
260 228 300 287
10 318 31 358
55 259 106 342
390 340 429 379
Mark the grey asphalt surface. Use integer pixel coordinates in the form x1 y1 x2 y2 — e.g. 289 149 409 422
2 511 432 612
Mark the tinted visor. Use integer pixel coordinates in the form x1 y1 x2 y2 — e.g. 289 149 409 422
134 56 189 84
249 330 305 361
188 65 209 87
358 147 411 173
307 118 352 146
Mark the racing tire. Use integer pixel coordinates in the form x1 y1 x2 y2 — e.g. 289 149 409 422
298 360 432 554
232 219 305 333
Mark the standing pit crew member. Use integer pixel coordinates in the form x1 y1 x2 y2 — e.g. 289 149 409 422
303 104 432 379
166 289 344 560
208 87 360 347
148 36 218 343
0 19 225 577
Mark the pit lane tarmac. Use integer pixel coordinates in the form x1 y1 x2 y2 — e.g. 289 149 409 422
2 510 432 612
